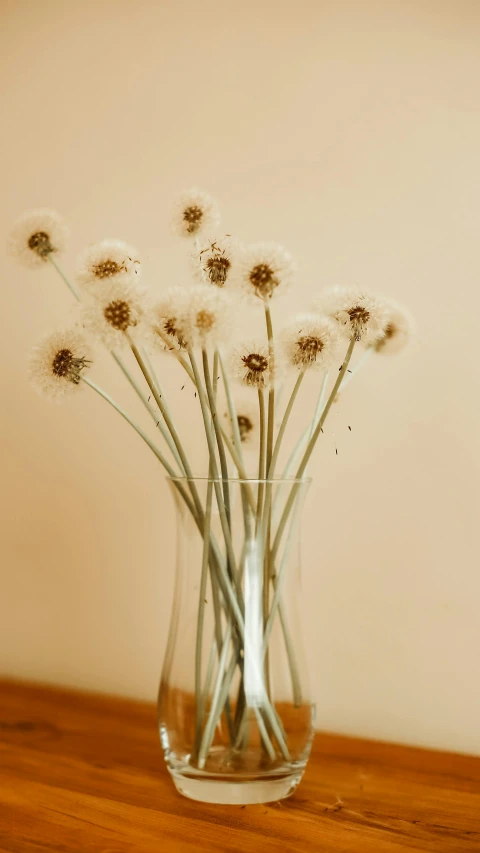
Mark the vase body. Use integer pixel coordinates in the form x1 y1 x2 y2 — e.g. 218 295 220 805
157 477 314 804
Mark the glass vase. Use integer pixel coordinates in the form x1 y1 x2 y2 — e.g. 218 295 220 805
157 476 314 804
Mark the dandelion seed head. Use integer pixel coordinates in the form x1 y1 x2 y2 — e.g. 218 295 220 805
172 188 220 239
8 209 69 269
314 288 388 345
148 288 191 353
188 285 233 348
223 398 259 447
280 313 341 372
234 243 295 302
81 281 144 348
238 414 253 439
230 341 278 389
76 238 141 295
103 299 132 332
29 328 92 401
192 234 236 288
206 255 230 285
148 285 233 352
373 300 415 355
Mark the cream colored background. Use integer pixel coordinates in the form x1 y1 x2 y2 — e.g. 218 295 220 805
1 0 479 755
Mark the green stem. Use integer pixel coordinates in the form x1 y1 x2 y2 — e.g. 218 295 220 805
201 636 217 713
272 371 328 528
81 376 175 475
271 336 357 563
48 255 81 299
337 347 373 395
197 625 233 769
261 371 305 679
219 352 255 740
192 471 214 764
189 352 241 602
201 353 235 746
267 370 305 479
127 333 202 515
256 389 266 533
202 348 231 520
218 351 256 514
218 351 245 473
309 371 329 439
264 302 275 473
81 376 198 529
112 351 185 474
263 497 302 655
253 708 276 761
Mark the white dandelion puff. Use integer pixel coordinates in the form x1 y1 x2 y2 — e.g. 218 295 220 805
192 234 236 287
236 400 260 446
230 341 279 389
224 398 259 447
172 188 220 238
373 300 415 355
234 242 295 302
188 285 234 348
280 313 342 372
8 208 69 269
81 281 145 349
147 287 193 353
29 328 92 401
147 285 233 352
75 238 141 295
314 287 388 345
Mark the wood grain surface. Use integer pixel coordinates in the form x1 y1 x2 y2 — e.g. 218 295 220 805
0 679 479 852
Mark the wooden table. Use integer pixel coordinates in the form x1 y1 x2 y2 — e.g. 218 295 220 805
0 680 479 852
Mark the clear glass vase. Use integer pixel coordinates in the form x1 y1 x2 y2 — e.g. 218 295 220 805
157 476 314 804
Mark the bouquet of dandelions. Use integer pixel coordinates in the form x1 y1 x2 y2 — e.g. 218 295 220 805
9 191 413 778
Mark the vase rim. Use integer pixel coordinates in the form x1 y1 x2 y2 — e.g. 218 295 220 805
167 475 312 484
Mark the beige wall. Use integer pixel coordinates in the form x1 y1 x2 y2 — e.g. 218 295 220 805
1 0 479 754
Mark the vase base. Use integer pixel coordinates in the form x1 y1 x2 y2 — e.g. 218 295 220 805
170 770 303 804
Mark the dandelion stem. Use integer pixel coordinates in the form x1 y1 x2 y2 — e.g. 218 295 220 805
189 352 242 602
260 371 306 708
48 255 81 300
272 336 357 563
197 625 233 768
267 370 304 479
274 372 328 530
309 371 329 439
202 349 231 513
263 495 304 706
264 302 275 473
336 347 373 395
192 469 214 764
256 389 266 531
219 353 255 738
81 376 176 478
218 351 246 474
127 333 202 511
202 352 236 743
111 351 185 472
